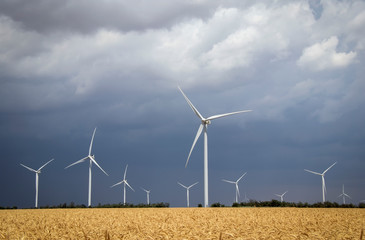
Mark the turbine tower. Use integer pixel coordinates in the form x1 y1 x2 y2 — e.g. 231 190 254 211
179 86 251 207
304 162 336 203
20 159 54 208
141 187 151 205
110 164 134 205
274 191 288 203
222 172 247 203
178 182 198 207
337 184 351 204
243 192 250 202
65 127 108 207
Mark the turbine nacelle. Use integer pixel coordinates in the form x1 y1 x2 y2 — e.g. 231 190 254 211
202 119 211 125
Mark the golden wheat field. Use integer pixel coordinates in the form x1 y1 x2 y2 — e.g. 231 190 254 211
0 208 364 239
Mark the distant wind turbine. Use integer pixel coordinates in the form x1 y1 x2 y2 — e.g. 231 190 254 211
304 162 336 203
141 187 151 205
337 184 351 204
65 127 108 207
178 182 198 207
222 172 247 203
179 86 251 207
243 192 250 202
20 158 54 208
274 191 288 203
111 165 134 205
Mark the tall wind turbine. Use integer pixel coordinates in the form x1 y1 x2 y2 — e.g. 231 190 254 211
337 184 351 204
65 127 108 207
178 182 198 207
304 162 336 203
179 87 251 207
274 191 288 203
141 187 151 205
222 172 247 203
20 158 54 208
110 165 134 205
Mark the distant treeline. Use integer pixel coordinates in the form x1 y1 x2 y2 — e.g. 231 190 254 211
209 200 365 208
2 200 365 209
0 202 169 209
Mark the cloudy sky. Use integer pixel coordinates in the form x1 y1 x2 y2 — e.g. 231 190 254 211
1 0 364 208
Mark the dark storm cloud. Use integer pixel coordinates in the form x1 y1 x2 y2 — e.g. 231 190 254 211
0 0 216 33
0 0 365 207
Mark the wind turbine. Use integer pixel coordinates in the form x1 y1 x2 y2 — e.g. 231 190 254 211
179 86 251 207
20 158 54 208
178 182 198 207
243 192 250 202
65 127 108 207
222 172 247 203
337 184 351 204
274 191 288 203
141 187 151 205
304 162 336 203
110 164 134 205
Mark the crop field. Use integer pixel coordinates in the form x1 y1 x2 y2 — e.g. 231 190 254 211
0 208 364 239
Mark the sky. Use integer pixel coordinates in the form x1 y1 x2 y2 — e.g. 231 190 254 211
0 0 364 208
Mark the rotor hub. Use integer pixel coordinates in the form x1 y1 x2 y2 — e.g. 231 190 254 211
202 119 211 125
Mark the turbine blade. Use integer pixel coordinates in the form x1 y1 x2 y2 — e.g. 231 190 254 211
337 194 343 198
222 179 235 184
344 193 351 199
189 182 199 188
178 86 204 120
185 124 203 168
20 164 37 173
125 181 135 191
38 158 54 171
275 194 281 197
207 110 252 121
236 184 240 197
110 181 123 188
237 172 247 182
124 164 128 180
304 169 322 175
65 157 88 169
323 162 337 174
178 182 187 188
90 156 108 176
323 177 327 195
283 191 288 196
89 127 97 156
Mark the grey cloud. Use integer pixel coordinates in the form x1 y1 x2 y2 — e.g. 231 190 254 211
0 0 216 33
1 0 365 207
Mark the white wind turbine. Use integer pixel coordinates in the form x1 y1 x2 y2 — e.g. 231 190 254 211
222 172 247 203
337 184 351 204
179 86 251 207
110 164 134 205
243 192 250 202
274 191 288 203
178 182 198 207
141 187 151 205
65 127 108 207
304 162 336 203
20 159 54 208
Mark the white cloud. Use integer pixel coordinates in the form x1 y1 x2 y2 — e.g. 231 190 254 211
297 36 356 71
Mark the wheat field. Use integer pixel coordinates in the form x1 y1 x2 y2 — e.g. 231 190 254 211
0 208 364 239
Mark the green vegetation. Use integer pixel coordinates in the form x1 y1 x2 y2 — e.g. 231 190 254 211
0 202 169 209
231 199 364 208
